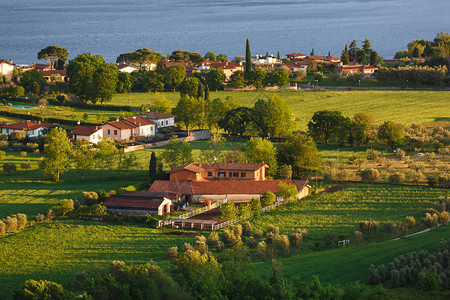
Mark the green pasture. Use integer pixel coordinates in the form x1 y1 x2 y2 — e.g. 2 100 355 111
0 220 195 299
252 224 450 285
249 184 449 239
111 90 450 129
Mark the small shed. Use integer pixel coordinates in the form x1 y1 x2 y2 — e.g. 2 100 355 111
104 191 176 216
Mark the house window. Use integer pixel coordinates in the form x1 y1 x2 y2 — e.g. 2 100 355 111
107 129 110 134
229 172 238 178
241 172 246 178
207 172 212 177
166 120 168 125
114 130 117 135
218 172 226 177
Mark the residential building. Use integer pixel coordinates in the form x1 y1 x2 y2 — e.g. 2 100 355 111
0 60 15 81
210 61 244 80
104 191 176 216
336 65 378 76
117 64 141 73
286 53 308 60
41 70 68 82
164 61 194 77
123 116 156 137
101 120 136 140
140 111 175 131
0 120 52 137
69 126 103 144
252 55 278 64
167 162 268 181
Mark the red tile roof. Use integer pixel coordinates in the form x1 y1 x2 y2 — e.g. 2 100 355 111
164 61 193 70
286 52 307 57
324 56 341 61
211 62 242 70
148 180 193 195
149 179 309 196
32 64 52 71
103 120 136 130
70 125 101 136
124 116 156 126
0 120 52 131
141 111 175 119
167 162 268 174
41 70 67 76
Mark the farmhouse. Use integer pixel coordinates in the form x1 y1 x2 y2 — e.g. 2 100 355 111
40 70 68 82
0 120 52 137
104 191 176 216
69 126 103 144
210 62 244 80
123 116 156 137
149 179 310 204
101 120 136 140
286 52 308 60
167 162 268 181
117 64 140 73
140 111 175 130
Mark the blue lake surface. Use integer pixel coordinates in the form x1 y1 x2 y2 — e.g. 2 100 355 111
1 0 449 64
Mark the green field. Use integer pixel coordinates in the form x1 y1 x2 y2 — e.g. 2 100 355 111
249 184 449 239
111 90 450 129
0 220 195 299
252 224 450 285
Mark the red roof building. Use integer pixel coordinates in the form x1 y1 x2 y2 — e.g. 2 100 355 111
0 120 52 137
69 126 103 144
104 191 175 216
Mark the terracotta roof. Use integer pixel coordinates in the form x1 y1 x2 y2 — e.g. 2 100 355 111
102 120 136 130
124 116 156 126
41 70 66 76
149 179 309 196
286 52 307 57
164 61 193 70
149 180 193 195
167 162 268 174
104 191 176 208
324 56 341 61
70 126 101 136
307 55 326 60
32 64 52 71
141 111 175 119
167 163 206 174
211 62 242 70
0 120 52 131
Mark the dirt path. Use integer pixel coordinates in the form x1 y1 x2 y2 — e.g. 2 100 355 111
392 225 441 240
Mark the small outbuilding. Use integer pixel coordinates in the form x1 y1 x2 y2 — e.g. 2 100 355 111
104 191 176 216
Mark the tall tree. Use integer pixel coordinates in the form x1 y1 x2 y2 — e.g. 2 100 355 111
378 121 403 151
270 70 289 88
162 65 186 91
37 45 69 70
228 70 246 89
39 127 73 182
172 95 197 132
370 51 378 66
20 69 46 93
310 48 315 56
116 48 162 70
178 77 201 98
277 51 280 61
362 38 372 53
219 107 255 136
162 135 193 169
265 95 295 139
206 98 226 133
341 44 350 65
245 137 278 177
248 67 266 89
307 110 347 144
204 51 217 61
349 40 358 62
95 138 118 180
72 140 95 181
67 53 118 104
278 133 321 178
245 39 253 75
149 151 157 179
206 68 226 91
217 54 228 62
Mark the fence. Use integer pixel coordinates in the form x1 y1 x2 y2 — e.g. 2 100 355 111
177 202 221 219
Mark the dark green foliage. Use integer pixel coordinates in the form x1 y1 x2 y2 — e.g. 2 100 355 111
14 279 71 300
149 152 157 179
178 77 201 98
245 39 252 74
218 106 255 136
205 68 225 91
20 69 46 93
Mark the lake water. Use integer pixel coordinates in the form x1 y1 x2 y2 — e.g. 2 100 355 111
1 0 449 64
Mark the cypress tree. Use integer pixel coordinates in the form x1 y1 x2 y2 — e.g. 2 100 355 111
204 83 210 101
328 50 331 57
341 44 350 65
277 51 280 60
370 51 378 66
266 51 269 56
149 151 157 179
412 47 420 57
310 48 315 56
245 39 252 75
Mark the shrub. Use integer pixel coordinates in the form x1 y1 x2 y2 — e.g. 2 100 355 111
3 163 17 175
16 213 27 230
97 189 108 202
257 241 267 252
418 269 442 291
223 229 238 247
397 149 406 160
368 265 381 285
35 213 45 223
117 185 136 194
422 213 438 229
267 224 280 235
207 232 219 247
261 191 276 206
232 225 242 239
274 234 290 253
110 260 125 274
20 151 27 157
360 169 380 183
438 211 449 225
20 161 31 171
4 215 18 233
0 134 7 141
242 221 252 236
220 203 238 220
438 174 450 189
296 228 308 240
383 221 397 234
405 216 416 228
52 199 74 217
427 175 438 187
194 235 207 254
246 236 257 249
249 198 262 215
388 172 405 185
366 149 381 160
337 169 356 181
0 140 8 151
254 229 263 239
289 232 303 248
359 220 379 237
10 130 26 141
323 233 336 249
25 143 39 152
238 203 252 217
82 191 99 206
0 221 5 235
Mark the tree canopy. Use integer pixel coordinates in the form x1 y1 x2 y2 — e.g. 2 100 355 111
37 45 69 70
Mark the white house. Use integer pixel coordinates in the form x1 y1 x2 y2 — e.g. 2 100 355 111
252 55 278 64
140 111 175 131
123 116 156 137
69 126 103 144
0 120 52 137
117 64 140 73
0 60 15 81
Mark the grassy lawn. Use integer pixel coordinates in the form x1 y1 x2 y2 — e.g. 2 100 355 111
0 220 195 299
249 184 449 239
111 90 450 130
252 224 450 285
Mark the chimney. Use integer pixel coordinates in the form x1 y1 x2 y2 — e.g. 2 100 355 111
262 160 264 164
95 126 98 130
245 160 248 164
9 59 13 64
